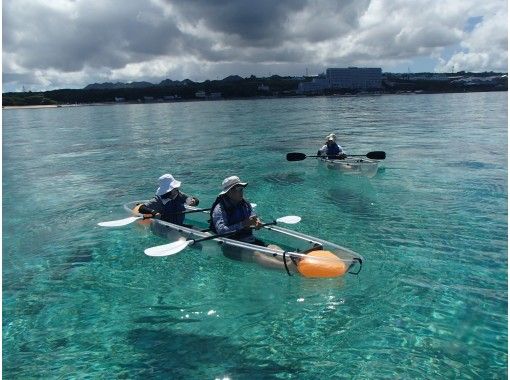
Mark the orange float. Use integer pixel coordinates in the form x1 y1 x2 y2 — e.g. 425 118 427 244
297 250 347 278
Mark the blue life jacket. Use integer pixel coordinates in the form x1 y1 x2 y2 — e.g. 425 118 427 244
209 196 253 239
327 143 341 157
156 194 186 225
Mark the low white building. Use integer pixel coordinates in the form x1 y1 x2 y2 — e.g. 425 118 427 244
297 78 329 94
208 92 222 99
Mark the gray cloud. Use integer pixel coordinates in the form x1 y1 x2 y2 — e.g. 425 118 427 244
169 0 308 46
2 0 507 92
3 1 188 71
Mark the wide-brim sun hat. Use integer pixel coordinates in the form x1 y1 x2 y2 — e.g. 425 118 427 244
326 133 336 142
220 176 248 195
156 174 181 195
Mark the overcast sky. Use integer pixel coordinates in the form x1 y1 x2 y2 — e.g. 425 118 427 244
2 0 508 92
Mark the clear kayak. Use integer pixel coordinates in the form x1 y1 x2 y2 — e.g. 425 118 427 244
124 201 364 278
318 156 379 178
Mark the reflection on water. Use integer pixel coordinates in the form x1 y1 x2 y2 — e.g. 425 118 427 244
326 187 376 217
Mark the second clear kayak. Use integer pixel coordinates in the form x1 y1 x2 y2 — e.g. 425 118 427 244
318 157 379 178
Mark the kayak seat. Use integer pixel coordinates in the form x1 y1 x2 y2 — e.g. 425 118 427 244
289 243 324 269
302 243 323 254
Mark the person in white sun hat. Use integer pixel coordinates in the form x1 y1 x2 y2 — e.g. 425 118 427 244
137 174 199 225
209 175 293 270
318 133 347 159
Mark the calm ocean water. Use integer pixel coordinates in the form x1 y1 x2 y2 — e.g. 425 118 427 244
3 92 507 379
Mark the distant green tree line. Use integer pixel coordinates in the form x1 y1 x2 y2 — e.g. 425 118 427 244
3 74 507 107
3 76 301 106
2 94 58 106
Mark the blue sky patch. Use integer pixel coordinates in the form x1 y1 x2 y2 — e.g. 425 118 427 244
465 16 483 32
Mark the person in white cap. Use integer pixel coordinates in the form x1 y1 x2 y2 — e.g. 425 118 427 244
318 133 347 159
209 176 289 269
137 174 199 225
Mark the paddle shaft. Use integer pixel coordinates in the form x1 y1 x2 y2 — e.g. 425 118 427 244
138 203 255 217
177 203 255 215
189 221 277 245
286 151 385 161
136 206 211 217
309 154 367 158
180 207 211 214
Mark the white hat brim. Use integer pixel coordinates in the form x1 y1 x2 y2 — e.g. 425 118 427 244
156 180 181 195
219 182 247 195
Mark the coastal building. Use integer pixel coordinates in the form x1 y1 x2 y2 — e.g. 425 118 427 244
297 77 329 94
408 74 449 81
450 75 506 85
195 91 222 99
208 92 222 99
326 67 382 90
297 67 382 94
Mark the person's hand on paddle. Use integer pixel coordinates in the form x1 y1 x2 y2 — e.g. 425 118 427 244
138 205 161 219
186 196 199 206
243 215 262 229
146 211 161 219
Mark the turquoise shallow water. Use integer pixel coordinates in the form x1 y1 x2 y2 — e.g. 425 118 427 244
3 93 507 379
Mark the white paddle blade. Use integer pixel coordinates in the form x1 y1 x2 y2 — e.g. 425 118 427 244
144 240 192 257
276 215 301 224
250 203 257 208
98 216 141 227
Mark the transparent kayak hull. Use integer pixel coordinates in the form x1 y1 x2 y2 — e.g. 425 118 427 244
318 157 379 178
123 201 364 278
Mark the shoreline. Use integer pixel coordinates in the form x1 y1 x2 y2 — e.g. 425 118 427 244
3 104 60 110
2 90 506 110
2 103 114 110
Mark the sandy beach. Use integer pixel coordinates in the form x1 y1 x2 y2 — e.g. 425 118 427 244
2 103 115 110
2 104 60 110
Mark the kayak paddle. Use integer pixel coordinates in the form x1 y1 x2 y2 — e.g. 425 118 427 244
98 203 258 228
144 215 301 257
98 216 146 227
286 151 386 161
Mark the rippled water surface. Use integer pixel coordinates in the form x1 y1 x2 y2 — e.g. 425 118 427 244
3 93 507 379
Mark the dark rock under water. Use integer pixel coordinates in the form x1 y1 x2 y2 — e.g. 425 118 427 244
263 172 305 185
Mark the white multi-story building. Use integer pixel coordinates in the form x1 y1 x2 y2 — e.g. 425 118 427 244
326 67 382 89
297 67 382 94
